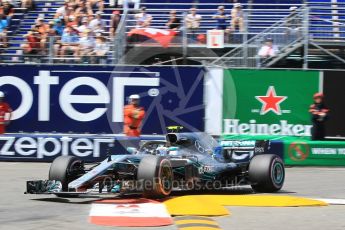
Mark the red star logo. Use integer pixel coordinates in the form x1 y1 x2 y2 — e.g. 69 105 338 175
255 86 287 115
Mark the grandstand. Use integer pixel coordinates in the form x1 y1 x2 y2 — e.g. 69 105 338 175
0 0 344 69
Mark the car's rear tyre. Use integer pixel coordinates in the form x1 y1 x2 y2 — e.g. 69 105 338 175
49 156 84 192
248 154 285 193
137 155 173 198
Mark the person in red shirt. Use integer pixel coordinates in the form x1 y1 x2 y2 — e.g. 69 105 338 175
0 91 12 134
123 94 145 137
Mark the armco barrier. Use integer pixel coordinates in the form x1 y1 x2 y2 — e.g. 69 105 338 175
0 65 205 134
0 134 164 162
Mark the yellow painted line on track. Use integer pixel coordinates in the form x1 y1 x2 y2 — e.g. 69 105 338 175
164 195 327 216
174 216 221 230
164 195 230 216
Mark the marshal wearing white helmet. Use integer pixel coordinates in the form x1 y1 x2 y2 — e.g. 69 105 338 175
0 91 12 134
123 94 145 137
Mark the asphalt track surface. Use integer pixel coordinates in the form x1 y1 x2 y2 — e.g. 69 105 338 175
1 162 345 230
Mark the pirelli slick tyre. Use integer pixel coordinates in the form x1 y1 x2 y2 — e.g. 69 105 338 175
249 154 285 193
137 155 173 198
49 156 84 192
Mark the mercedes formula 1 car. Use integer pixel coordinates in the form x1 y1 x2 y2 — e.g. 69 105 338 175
26 132 285 198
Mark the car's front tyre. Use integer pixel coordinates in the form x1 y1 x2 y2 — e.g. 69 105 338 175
137 155 173 198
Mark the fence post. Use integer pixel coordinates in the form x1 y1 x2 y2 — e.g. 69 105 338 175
182 12 187 63
48 36 54 64
303 6 309 69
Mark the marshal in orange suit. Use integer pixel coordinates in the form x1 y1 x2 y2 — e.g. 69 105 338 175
123 94 145 137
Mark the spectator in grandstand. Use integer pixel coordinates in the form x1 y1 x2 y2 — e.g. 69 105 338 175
21 26 41 55
258 38 278 59
0 14 8 48
213 5 228 30
47 21 58 36
67 15 78 28
75 0 93 18
21 0 33 11
55 0 69 21
89 0 104 13
286 6 302 36
114 0 139 9
231 3 244 32
35 17 50 54
0 0 14 25
309 93 330 140
0 91 12 134
135 7 152 28
110 10 120 37
89 11 106 31
53 18 64 36
90 33 108 64
166 10 181 30
185 8 202 40
77 17 90 33
77 29 94 63
60 26 80 58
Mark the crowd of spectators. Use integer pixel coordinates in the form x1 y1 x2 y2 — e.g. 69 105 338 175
13 1 302 62
21 0 112 63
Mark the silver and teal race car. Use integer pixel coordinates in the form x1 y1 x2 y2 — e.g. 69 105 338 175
26 132 285 198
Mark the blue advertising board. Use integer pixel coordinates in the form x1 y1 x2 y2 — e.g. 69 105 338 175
0 133 164 162
0 65 205 134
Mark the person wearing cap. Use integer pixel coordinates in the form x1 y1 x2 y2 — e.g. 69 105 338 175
309 93 330 140
134 7 152 28
166 10 181 30
77 29 94 63
258 38 278 60
123 94 145 137
78 17 90 33
110 10 120 37
89 11 105 31
286 6 301 35
90 33 108 63
0 91 12 134
231 3 244 32
213 5 228 30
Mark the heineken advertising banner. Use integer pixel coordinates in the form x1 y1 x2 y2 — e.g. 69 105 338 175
284 140 345 166
223 70 320 136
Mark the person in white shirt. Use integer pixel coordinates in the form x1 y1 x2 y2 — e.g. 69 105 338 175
77 29 94 63
89 11 106 31
258 38 279 65
90 33 109 64
77 17 90 33
231 3 244 32
55 0 69 19
134 7 152 28
185 8 202 41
